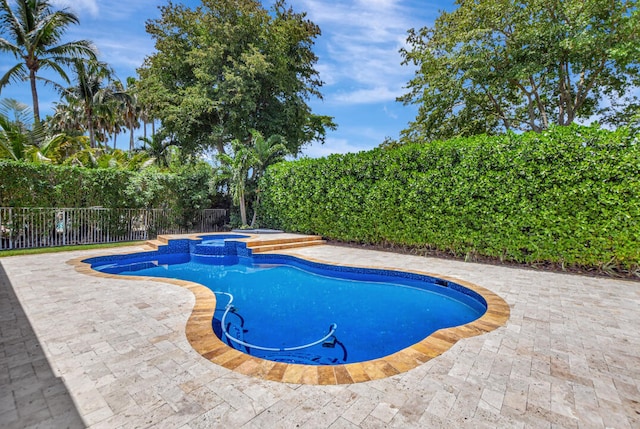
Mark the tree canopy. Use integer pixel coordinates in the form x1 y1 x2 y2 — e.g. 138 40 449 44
0 0 97 124
399 0 640 142
137 0 335 156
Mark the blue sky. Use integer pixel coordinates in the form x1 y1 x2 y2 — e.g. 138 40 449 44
0 0 452 157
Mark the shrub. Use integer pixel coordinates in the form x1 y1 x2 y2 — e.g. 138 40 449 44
0 161 221 218
259 124 640 273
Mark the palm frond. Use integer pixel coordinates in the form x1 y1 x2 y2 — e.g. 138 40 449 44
0 63 27 89
0 36 20 55
37 59 71 85
0 98 31 124
46 40 97 60
0 0 26 45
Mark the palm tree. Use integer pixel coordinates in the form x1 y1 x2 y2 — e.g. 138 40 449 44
95 96 125 150
0 0 97 125
0 99 67 162
217 140 258 226
0 99 31 160
138 134 175 168
62 59 114 148
247 130 288 226
49 99 84 135
51 134 91 162
72 148 153 170
217 130 288 227
249 130 288 181
0 98 30 135
139 103 154 142
121 77 140 151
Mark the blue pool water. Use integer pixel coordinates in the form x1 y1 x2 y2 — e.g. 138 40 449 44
86 238 486 365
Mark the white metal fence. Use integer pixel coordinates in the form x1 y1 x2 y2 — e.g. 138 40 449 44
0 207 228 250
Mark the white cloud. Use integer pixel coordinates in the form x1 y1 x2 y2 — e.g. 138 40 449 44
333 86 401 104
90 35 155 71
52 1 162 22
92 1 161 21
51 0 99 17
300 137 368 158
300 124 392 158
300 0 422 105
383 105 399 119
314 63 338 86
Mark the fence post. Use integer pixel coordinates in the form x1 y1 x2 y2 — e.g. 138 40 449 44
8 207 12 250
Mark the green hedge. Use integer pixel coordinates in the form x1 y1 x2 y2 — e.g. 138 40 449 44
0 161 130 207
259 125 640 272
0 161 218 221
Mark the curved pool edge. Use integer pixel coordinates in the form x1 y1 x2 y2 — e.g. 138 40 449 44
67 238 510 385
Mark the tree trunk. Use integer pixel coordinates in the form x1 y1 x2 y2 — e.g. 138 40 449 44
29 68 40 126
250 193 259 227
529 76 548 129
129 119 134 151
87 110 96 148
216 141 226 155
239 191 247 226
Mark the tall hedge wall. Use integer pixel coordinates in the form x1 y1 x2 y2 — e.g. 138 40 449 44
0 161 131 207
259 125 640 272
0 160 216 213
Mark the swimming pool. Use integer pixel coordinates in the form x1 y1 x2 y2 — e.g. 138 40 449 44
84 235 490 367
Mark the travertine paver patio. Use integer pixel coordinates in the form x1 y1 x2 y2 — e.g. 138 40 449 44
1 237 639 428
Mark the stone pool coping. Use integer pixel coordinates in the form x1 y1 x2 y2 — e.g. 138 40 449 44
68 232 510 385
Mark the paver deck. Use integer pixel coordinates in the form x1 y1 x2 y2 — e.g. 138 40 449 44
1 236 639 428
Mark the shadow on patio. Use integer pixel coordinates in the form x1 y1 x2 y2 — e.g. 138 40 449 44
0 261 85 428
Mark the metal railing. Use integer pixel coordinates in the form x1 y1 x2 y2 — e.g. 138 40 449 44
0 207 228 250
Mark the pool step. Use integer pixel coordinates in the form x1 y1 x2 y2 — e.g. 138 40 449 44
146 235 170 249
145 239 163 250
146 234 326 253
247 235 323 247
247 236 326 253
